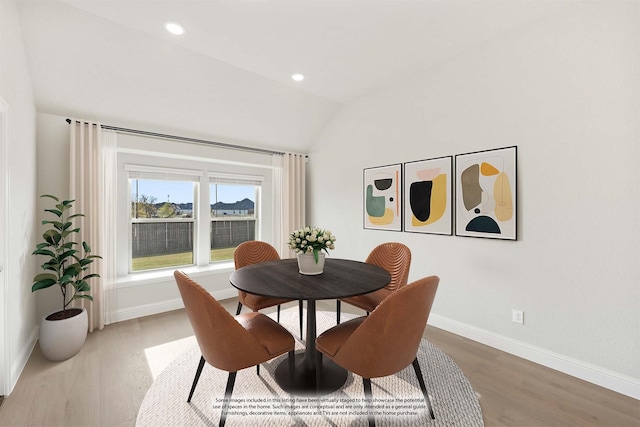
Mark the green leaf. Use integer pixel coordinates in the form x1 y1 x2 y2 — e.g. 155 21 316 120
82 273 100 280
61 199 75 206
76 281 91 292
32 278 56 291
67 213 84 220
79 258 94 267
72 294 93 302
41 263 59 272
82 242 91 253
58 249 78 260
60 229 78 239
33 273 57 282
63 264 81 276
35 242 52 250
41 194 59 202
33 248 56 257
42 220 64 230
43 230 61 245
44 209 62 217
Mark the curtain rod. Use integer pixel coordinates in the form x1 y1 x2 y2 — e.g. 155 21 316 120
65 118 288 156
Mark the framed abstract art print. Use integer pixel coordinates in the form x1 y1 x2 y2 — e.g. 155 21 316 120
363 164 402 231
403 156 452 235
455 146 517 240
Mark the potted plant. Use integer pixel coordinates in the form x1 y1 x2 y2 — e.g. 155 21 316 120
32 194 101 361
288 226 336 275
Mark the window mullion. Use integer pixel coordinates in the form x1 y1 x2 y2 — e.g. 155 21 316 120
196 175 210 266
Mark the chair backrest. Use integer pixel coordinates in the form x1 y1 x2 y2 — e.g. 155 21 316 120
365 242 411 292
332 275 439 379
173 271 270 371
234 240 280 269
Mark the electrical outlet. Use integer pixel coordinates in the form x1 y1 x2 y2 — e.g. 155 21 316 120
512 309 524 325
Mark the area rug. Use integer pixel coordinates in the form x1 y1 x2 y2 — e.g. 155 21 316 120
136 309 484 426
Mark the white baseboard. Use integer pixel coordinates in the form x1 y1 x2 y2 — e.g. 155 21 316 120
9 326 38 394
428 314 640 400
110 288 238 323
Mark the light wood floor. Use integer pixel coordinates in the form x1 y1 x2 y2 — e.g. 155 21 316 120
1 299 638 427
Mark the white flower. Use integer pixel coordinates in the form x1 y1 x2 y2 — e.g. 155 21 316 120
288 226 337 254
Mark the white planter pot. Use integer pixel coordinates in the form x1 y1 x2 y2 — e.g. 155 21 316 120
39 307 88 362
297 252 325 275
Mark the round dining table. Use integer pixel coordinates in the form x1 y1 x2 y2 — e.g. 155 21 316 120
229 257 390 396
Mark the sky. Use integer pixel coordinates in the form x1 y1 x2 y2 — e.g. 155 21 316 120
131 179 254 204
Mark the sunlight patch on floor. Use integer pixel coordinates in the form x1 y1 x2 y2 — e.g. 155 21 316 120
144 335 197 379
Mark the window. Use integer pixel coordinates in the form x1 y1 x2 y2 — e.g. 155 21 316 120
124 164 266 273
209 180 260 263
127 167 200 272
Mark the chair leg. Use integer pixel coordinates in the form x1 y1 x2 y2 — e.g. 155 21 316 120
277 304 281 322
362 378 375 427
187 356 206 402
336 300 341 324
235 302 242 316
412 358 435 419
256 364 260 375
299 300 304 339
219 371 237 427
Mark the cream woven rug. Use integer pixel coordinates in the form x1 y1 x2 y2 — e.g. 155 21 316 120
137 309 484 426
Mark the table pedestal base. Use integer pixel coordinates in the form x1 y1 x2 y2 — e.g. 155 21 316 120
274 352 348 396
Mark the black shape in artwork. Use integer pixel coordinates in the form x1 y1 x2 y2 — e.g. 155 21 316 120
466 216 501 234
374 178 393 191
410 181 433 222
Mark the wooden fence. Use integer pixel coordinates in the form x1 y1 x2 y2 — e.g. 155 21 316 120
132 220 256 257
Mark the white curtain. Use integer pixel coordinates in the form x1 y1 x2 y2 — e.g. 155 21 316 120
274 153 306 257
69 120 117 332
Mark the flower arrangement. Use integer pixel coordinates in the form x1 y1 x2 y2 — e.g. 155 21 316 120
288 226 336 263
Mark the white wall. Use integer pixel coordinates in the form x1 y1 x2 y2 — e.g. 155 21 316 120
307 2 639 397
0 0 38 394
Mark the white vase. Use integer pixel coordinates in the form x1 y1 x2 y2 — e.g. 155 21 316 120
297 252 325 275
39 307 88 362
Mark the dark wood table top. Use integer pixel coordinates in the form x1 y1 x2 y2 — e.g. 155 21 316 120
230 258 391 300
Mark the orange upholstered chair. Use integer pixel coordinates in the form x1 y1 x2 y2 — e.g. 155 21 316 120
174 271 295 427
336 242 411 323
234 240 303 339
317 276 439 427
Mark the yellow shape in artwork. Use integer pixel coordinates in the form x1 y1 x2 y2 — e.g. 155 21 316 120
412 174 447 226
481 162 500 176
493 172 513 221
369 208 395 225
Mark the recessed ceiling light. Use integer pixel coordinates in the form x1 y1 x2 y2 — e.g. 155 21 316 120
165 22 185 35
291 73 305 82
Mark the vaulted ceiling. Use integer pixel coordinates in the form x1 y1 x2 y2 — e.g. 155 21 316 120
16 0 570 152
